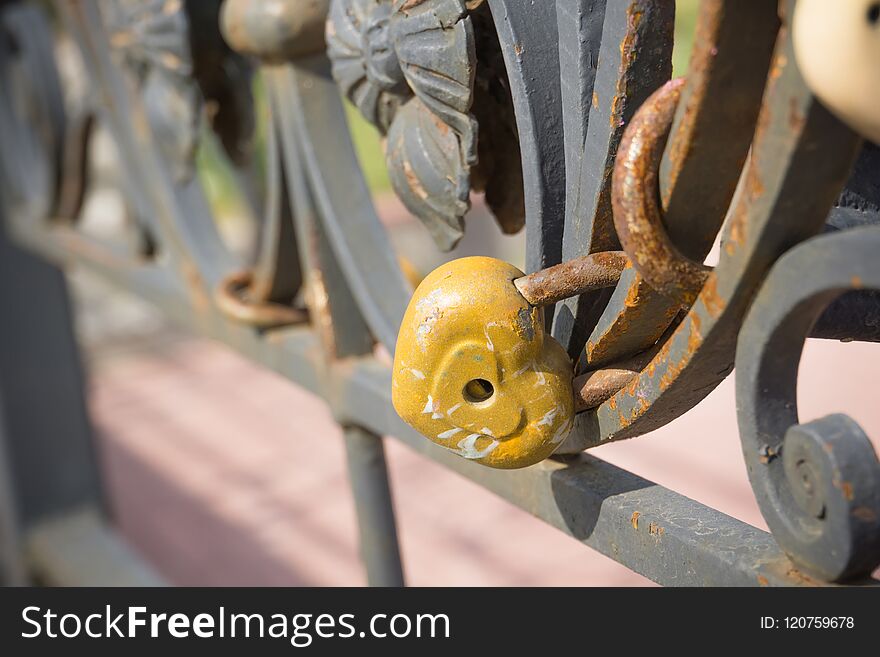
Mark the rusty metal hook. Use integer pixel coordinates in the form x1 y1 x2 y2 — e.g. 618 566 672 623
612 78 711 307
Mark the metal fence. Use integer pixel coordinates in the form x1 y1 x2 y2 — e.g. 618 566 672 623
0 0 878 586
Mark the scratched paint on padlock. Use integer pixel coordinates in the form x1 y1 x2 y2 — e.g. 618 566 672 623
392 256 575 469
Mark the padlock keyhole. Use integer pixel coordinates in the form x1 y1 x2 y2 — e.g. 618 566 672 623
463 379 495 404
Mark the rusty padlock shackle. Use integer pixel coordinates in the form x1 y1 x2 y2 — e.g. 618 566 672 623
512 252 629 307
512 253 646 414
512 256 665 415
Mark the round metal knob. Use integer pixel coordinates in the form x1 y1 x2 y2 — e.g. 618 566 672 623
220 0 329 62
793 0 880 143
392 256 575 469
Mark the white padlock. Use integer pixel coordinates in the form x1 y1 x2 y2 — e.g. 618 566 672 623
793 0 880 144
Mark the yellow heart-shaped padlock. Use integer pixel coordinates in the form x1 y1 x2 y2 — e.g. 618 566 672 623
392 256 574 469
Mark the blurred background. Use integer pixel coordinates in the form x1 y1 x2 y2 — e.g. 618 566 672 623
7 0 880 585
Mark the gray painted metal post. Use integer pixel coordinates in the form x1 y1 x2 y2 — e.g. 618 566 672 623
0 211 105 577
272 110 407 587
343 426 405 587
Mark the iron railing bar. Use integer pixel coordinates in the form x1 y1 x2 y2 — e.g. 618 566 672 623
274 61 411 355
25 507 165 586
268 74 405 585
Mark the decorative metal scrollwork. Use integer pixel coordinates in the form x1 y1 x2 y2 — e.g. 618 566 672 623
106 0 254 180
5 0 880 587
326 0 523 250
735 226 880 582
389 1 880 583
105 0 201 182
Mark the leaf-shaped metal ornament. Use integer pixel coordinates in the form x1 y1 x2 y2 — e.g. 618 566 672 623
327 0 523 251
326 0 410 134
105 0 200 182
391 0 476 161
388 0 477 250
386 97 470 250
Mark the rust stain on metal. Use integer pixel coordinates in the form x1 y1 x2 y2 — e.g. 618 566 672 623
758 444 780 465
687 314 703 354
756 555 827 587
755 555 829 588
623 277 643 308
834 479 854 501
630 511 640 530
852 506 878 523
181 260 210 313
658 0 720 205
769 52 787 81
574 368 635 412
626 373 639 395
607 4 644 132
648 521 664 538
659 0 722 197
699 275 724 319
725 150 767 257
658 351 686 392
430 112 451 138
582 274 677 369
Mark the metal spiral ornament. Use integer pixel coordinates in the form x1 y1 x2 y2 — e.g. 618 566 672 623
735 226 880 582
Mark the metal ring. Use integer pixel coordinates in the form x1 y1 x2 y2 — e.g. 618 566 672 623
612 78 711 307
215 270 308 329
